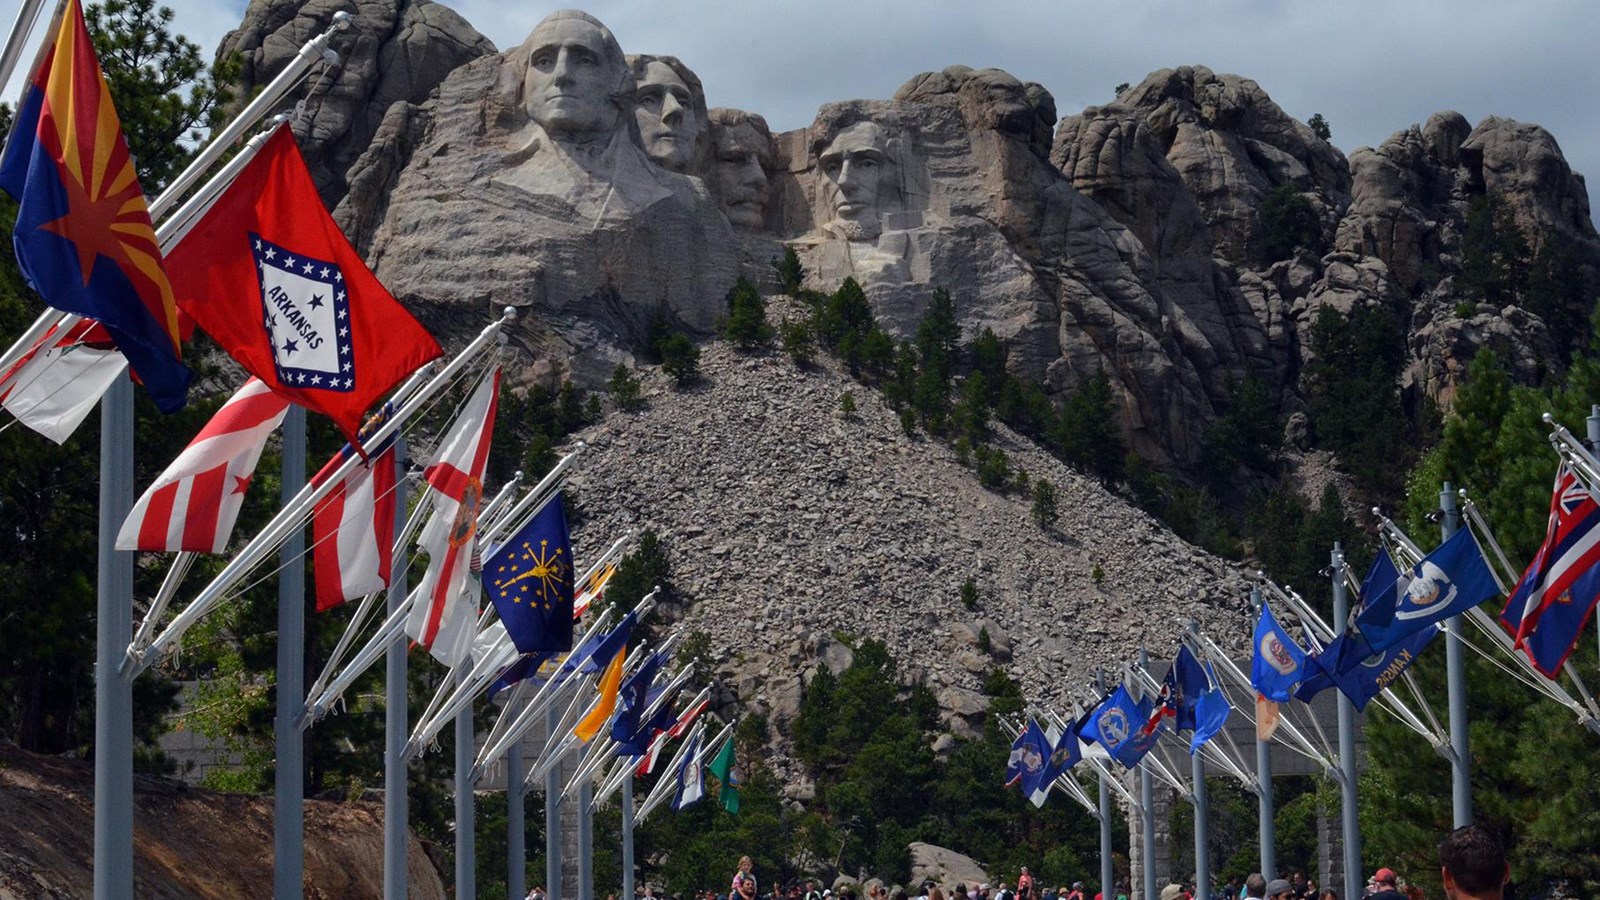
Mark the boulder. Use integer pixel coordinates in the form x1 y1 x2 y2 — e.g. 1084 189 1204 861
908 842 991 894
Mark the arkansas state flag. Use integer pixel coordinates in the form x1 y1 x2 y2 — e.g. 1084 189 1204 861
164 125 441 445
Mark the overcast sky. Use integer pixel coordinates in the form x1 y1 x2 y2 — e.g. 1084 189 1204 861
5 0 1597 217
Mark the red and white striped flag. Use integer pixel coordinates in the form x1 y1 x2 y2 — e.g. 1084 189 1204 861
0 318 126 444
406 368 500 665
636 693 711 776
311 436 399 612
116 378 290 552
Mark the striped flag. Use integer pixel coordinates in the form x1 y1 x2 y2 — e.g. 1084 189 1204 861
0 318 125 443
636 693 711 776
573 562 617 617
311 408 399 611
116 379 290 552
406 368 500 665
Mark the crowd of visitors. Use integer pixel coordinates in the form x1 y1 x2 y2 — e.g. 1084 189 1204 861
531 826 1506 900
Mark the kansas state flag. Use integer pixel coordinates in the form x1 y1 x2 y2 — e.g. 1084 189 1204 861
484 492 574 653
1358 528 1499 652
0 0 189 411
1251 604 1307 703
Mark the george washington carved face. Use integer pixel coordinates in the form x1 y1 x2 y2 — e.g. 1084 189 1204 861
520 11 630 140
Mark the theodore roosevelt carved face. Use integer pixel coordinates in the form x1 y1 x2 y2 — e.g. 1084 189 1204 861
708 110 773 229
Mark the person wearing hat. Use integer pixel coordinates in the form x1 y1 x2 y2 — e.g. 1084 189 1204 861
1264 880 1294 900
1369 869 1404 900
1439 826 1509 900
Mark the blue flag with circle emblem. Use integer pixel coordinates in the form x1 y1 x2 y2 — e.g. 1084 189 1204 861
484 493 574 653
1081 685 1162 768
1251 603 1308 703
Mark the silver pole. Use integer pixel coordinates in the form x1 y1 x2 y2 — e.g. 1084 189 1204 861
1588 407 1600 668
457 664 477 900
384 445 409 900
94 375 134 900
621 773 635 900
578 778 594 900
1252 585 1275 879
509 740 527 900
546 705 563 900
273 405 307 900
1331 545 1361 900
0 0 49 96
1191 751 1210 900
1440 483 1472 827
1100 771 1115 900
1137 648 1157 900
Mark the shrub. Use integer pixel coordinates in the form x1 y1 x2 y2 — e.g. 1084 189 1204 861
1261 183 1323 262
975 445 1012 490
656 333 701 386
779 318 814 366
607 363 643 411
1031 478 1059 527
960 577 979 611
775 245 805 295
723 276 772 349
1307 113 1331 142
839 391 857 416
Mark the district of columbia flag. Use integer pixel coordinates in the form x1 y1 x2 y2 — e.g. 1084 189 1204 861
0 318 125 443
0 0 189 411
311 404 399 611
163 125 441 445
405 368 500 665
573 646 627 743
116 379 290 552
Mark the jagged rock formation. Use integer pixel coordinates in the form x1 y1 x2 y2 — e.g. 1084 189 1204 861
565 309 1252 757
0 741 445 899
217 0 495 204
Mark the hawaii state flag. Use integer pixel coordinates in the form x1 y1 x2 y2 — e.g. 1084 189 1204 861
0 0 189 411
163 125 440 445
1500 463 1600 676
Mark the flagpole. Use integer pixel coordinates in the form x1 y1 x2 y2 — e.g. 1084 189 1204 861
1098 769 1114 900
546 703 564 900
1588 406 1600 669
384 441 410 900
1251 586 1276 880
273 404 307 900
1330 545 1361 900
1136 648 1157 900
1440 483 1472 827
456 661 477 900
509 734 527 900
94 374 135 900
578 776 594 900
0 0 49 92
1191 746 1210 900
621 769 635 900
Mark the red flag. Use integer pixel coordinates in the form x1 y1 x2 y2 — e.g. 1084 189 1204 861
116 379 290 552
312 441 398 612
164 126 441 444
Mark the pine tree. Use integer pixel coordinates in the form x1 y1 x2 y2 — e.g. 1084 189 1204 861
723 276 772 349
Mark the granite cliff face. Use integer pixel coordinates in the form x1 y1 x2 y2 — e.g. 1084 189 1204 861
218 1 1599 469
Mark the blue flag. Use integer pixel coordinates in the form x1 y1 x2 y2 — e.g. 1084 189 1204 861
487 651 554 700
484 493 575 653
1164 645 1210 732
1081 685 1162 768
610 651 665 745
1043 718 1083 779
1517 564 1600 678
1358 528 1500 652
1251 604 1307 703
1008 719 1054 794
671 728 705 811
1330 624 1440 711
1189 671 1231 756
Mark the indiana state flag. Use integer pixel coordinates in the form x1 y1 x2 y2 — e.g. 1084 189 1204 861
1359 528 1499 652
0 0 189 411
484 492 575 653
1251 604 1307 703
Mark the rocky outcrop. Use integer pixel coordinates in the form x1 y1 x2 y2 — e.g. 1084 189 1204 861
908 842 991 894
0 741 445 899
565 307 1252 754
216 0 495 204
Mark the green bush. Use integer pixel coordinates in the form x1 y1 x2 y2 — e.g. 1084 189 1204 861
656 333 701 386
723 276 772 349
960 577 979 611
1031 478 1060 527
775 245 805 295
607 363 643 411
1261 183 1323 262
779 318 815 366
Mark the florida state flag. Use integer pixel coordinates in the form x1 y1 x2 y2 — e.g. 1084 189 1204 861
164 125 441 444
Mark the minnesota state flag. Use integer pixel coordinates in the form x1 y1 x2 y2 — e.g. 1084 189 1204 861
0 0 189 411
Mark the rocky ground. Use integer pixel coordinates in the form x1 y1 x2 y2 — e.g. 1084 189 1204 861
564 304 1255 766
0 741 444 899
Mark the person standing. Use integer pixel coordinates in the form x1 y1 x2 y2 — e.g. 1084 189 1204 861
1369 868 1404 900
1439 827 1509 900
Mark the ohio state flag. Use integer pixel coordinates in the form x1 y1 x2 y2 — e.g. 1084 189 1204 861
163 125 441 445
116 378 290 552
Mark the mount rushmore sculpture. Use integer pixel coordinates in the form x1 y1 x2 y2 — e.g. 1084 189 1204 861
218 1 1600 467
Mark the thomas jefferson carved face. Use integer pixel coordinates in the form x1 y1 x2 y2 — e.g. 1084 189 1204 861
710 116 772 229
521 12 628 140
633 59 704 172
818 121 890 241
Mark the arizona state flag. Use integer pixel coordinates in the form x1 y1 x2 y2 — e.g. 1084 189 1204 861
164 126 441 444
0 0 189 411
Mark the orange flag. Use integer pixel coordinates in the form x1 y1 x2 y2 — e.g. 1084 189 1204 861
574 648 627 742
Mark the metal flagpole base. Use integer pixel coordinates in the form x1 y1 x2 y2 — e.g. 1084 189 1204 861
94 376 135 900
